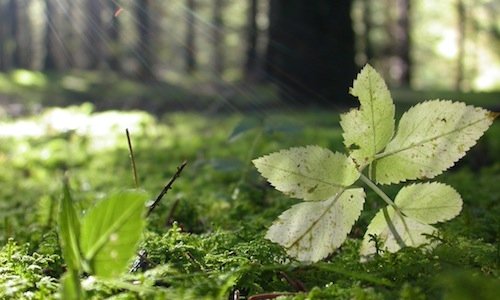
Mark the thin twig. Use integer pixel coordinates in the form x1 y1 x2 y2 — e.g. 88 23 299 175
147 161 187 217
126 129 139 188
278 271 307 292
248 292 297 300
165 197 180 227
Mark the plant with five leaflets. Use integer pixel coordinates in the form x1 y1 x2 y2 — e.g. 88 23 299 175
253 64 497 262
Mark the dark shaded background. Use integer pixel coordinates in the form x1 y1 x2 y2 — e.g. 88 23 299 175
0 0 499 114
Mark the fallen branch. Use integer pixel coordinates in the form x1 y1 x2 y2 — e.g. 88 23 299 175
147 161 187 217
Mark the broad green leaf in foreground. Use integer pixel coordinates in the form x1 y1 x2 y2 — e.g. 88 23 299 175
395 182 462 224
266 188 365 262
58 182 82 271
373 100 496 184
360 206 437 261
340 64 395 167
60 270 85 300
253 146 360 201
80 190 149 278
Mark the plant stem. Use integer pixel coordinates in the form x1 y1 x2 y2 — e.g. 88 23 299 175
359 174 415 242
359 173 399 213
233 129 263 198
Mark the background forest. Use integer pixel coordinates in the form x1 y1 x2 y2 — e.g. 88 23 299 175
0 0 499 115
0 1 499 299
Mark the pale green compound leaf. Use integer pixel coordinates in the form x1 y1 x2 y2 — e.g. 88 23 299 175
266 188 365 262
395 182 462 224
253 146 360 201
340 64 395 167
373 100 496 184
80 190 149 278
58 182 82 272
360 206 437 261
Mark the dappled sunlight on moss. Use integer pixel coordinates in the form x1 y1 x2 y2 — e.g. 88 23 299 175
0 103 164 150
10 70 47 88
0 105 498 299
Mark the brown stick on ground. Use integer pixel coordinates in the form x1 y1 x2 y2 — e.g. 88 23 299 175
147 160 187 217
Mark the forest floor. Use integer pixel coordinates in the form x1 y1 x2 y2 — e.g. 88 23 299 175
0 71 499 299
1 69 499 117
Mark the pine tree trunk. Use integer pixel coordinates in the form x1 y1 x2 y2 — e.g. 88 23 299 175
392 0 411 87
136 0 155 80
456 0 466 91
212 0 225 77
8 0 20 68
107 1 121 71
17 0 34 69
43 0 58 70
0 1 9 70
184 0 197 74
362 0 374 63
264 0 356 106
244 0 259 78
85 0 104 69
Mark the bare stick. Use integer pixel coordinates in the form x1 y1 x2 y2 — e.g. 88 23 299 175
248 293 296 300
165 197 180 227
126 129 139 188
147 161 187 217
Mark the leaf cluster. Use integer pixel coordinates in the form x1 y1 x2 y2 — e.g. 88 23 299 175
253 64 497 262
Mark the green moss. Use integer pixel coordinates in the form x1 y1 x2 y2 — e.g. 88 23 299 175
0 105 498 299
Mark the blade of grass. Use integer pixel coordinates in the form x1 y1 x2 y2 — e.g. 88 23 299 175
126 128 139 188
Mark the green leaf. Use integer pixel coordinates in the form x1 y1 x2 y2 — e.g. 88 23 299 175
60 270 85 300
360 206 437 261
80 190 149 278
395 182 462 224
373 100 496 184
228 117 262 142
253 146 360 201
340 64 395 167
263 120 303 135
58 181 82 272
266 188 365 262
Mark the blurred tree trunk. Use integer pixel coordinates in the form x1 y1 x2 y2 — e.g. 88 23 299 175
392 0 411 87
43 0 60 70
7 0 20 68
212 0 225 77
107 1 121 71
184 0 197 74
0 1 9 70
244 0 259 79
362 0 375 63
16 0 34 69
85 0 104 69
456 0 466 91
264 0 356 106
135 0 155 80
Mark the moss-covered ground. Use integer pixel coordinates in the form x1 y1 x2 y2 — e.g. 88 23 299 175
0 103 498 299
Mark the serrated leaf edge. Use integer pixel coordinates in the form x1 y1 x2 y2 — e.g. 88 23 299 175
395 182 463 224
374 100 494 184
267 188 365 262
252 146 355 193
